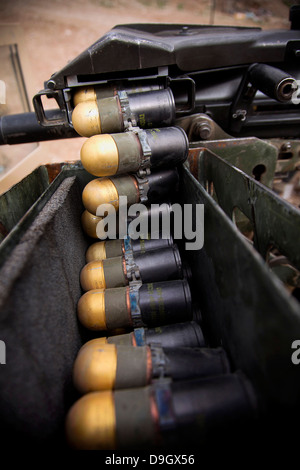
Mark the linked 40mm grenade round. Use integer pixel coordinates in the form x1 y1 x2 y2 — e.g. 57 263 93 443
80 244 186 291
80 126 189 177
77 278 194 331
97 321 205 348
72 88 176 137
81 202 174 240
72 341 231 393
65 372 258 450
82 168 179 216
85 235 174 262
72 82 164 107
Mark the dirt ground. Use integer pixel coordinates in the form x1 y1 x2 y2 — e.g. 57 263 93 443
0 0 294 190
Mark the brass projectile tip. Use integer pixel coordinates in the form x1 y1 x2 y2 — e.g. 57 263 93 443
72 101 101 137
73 342 117 393
80 134 119 177
86 241 107 262
82 178 119 215
65 391 116 450
81 210 103 238
80 260 106 291
73 86 97 107
77 290 107 330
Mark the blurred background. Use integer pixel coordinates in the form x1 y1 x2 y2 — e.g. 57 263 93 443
0 0 296 192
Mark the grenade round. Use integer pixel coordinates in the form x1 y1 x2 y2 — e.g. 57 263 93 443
72 82 163 106
72 88 175 137
80 244 183 291
72 340 230 393
77 279 193 331
85 235 174 262
73 84 117 106
97 321 205 348
83 201 173 241
66 372 257 449
82 168 179 215
80 126 188 177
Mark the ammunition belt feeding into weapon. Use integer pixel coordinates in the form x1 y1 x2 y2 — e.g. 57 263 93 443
65 85 258 450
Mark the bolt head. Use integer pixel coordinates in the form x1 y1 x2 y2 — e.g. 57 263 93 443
47 80 56 90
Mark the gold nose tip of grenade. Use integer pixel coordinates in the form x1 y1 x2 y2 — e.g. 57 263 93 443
80 134 120 177
80 210 104 239
73 86 97 107
73 342 119 393
79 260 107 291
77 289 107 330
65 391 116 450
72 101 102 137
85 241 108 262
81 176 121 215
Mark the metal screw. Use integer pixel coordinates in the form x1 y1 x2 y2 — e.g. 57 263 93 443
179 26 189 35
47 80 56 90
281 142 292 151
195 122 212 140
